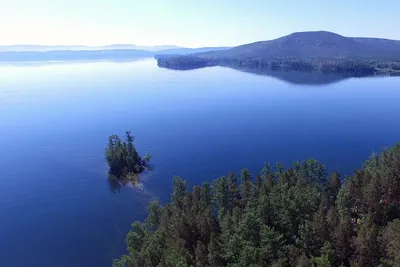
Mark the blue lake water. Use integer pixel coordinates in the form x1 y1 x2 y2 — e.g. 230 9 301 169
0 59 399 267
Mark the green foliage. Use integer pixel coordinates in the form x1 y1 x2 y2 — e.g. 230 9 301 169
213 176 230 217
380 219 400 266
171 176 188 209
293 158 328 184
105 131 151 185
146 201 163 227
312 242 334 267
208 233 223 267
114 144 400 267
352 214 381 267
157 55 217 70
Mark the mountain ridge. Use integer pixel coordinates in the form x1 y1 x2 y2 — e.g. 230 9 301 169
157 31 400 76
194 31 400 60
0 44 231 53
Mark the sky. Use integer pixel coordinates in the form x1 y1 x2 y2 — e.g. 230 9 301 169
0 0 399 47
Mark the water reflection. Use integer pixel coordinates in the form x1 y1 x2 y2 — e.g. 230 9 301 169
107 171 152 194
225 66 351 85
157 64 390 86
107 174 123 193
2 59 399 267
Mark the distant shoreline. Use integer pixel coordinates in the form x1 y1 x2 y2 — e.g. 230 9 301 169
0 50 153 62
0 47 230 63
0 58 150 64
156 55 400 77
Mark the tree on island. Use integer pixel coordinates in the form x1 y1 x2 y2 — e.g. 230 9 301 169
113 144 400 267
105 131 151 185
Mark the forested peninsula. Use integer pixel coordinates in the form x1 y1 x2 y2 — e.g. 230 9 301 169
158 56 400 76
156 31 400 76
114 144 400 267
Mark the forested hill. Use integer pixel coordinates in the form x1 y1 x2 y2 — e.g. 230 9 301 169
114 144 400 267
157 31 400 76
194 31 400 60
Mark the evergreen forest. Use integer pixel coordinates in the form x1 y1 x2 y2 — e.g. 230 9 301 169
113 144 400 267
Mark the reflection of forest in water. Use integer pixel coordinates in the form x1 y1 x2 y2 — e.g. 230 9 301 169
107 171 153 194
108 174 132 193
226 66 400 85
157 64 378 86
224 66 352 86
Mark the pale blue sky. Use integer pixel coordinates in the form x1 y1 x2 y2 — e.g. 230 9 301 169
0 0 399 47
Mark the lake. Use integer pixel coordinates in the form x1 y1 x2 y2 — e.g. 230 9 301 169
0 59 399 267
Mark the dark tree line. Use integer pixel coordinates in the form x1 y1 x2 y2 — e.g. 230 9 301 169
105 131 151 185
217 58 377 76
113 144 400 267
156 56 400 76
374 61 400 71
157 56 217 70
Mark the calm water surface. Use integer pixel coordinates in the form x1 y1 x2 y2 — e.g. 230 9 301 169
0 59 399 267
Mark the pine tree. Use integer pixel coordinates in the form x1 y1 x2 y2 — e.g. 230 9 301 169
195 240 209 267
332 215 354 266
260 163 275 195
240 168 252 207
325 172 341 206
227 172 240 216
312 242 334 267
380 219 400 266
352 214 381 267
208 233 223 267
146 200 163 227
259 225 285 266
213 176 230 216
172 176 188 210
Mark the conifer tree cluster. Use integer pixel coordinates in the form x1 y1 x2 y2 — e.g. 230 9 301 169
114 144 400 267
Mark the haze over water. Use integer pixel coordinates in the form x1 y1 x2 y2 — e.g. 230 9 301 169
0 59 400 267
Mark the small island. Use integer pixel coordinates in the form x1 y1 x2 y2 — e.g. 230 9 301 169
105 131 151 186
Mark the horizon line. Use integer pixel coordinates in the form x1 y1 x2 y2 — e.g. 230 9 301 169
1 30 399 48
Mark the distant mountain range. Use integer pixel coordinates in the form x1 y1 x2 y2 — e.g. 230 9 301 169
0 45 230 62
0 44 183 52
194 31 400 60
154 47 230 55
3 31 400 67
0 50 155 62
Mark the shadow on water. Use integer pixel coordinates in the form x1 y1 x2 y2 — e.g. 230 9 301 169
107 174 124 194
107 173 140 194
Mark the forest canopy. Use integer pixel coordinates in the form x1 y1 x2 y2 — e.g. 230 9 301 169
156 56 400 76
114 144 400 267
105 131 151 185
